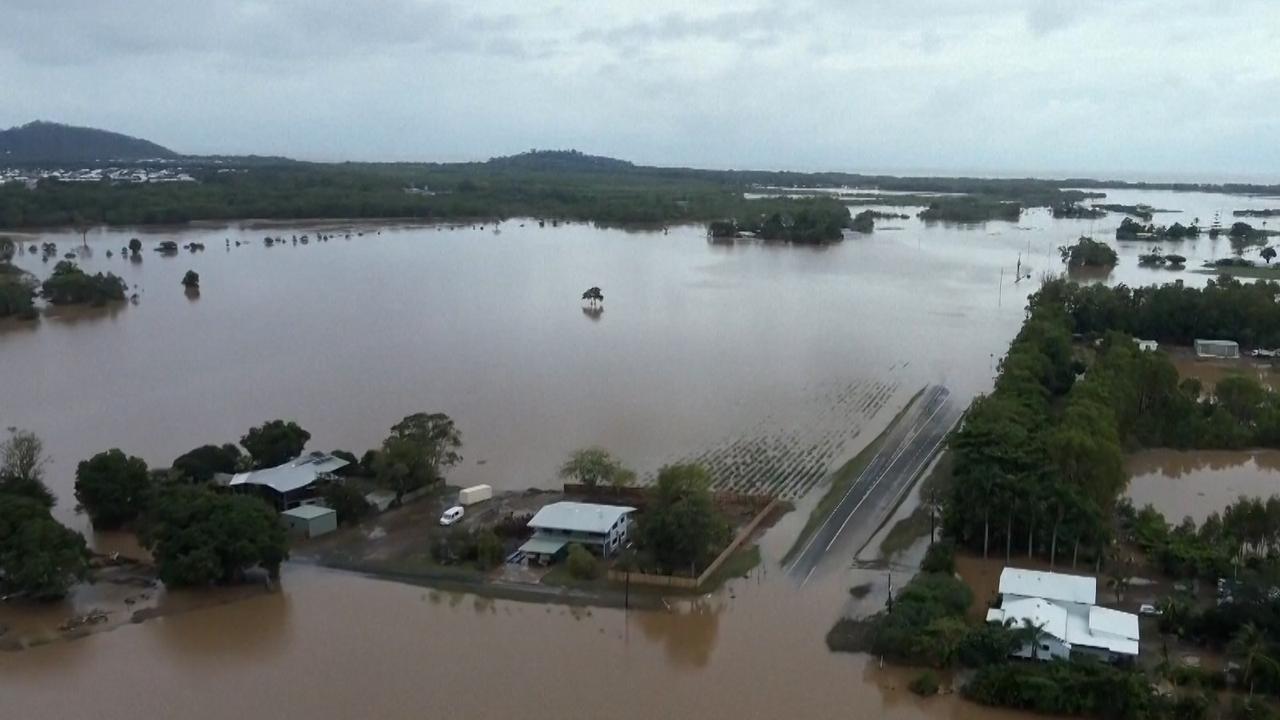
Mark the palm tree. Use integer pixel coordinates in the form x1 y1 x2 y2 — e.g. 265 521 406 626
1229 623 1279 697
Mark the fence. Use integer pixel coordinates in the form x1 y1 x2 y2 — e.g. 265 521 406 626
607 497 781 590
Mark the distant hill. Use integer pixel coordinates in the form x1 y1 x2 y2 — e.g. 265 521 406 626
0 121 178 164
485 149 635 172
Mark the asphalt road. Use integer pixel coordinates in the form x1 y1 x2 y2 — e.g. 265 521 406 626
786 384 958 585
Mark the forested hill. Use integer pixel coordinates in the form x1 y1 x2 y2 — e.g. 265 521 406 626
484 149 636 172
0 121 178 163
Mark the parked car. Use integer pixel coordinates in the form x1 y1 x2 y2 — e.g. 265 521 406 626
439 506 465 526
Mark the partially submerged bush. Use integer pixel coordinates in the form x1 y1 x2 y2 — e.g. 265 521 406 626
909 671 940 697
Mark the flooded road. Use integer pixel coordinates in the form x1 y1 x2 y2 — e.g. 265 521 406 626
2 186 1271 718
1126 449 1280 522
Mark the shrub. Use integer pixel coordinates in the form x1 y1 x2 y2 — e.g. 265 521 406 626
318 483 371 526
566 543 601 580
909 671 940 697
475 530 504 569
492 512 533 539
920 541 955 574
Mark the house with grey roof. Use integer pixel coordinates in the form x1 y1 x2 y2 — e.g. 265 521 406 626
517 501 636 565
225 452 349 510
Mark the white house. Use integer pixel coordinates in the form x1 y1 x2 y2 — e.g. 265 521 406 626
1134 339 1159 352
986 568 1139 663
517 502 636 564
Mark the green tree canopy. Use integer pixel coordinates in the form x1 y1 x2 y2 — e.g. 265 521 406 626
374 412 462 499
240 419 311 469
0 493 88 600
558 447 627 489
171 443 243 483
74 449 152 529
141 485 286 586
40 260 126 306
636 463 730 573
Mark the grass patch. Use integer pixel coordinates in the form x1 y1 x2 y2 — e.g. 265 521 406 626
540 563 608 590
877 451 952 559
698 544 762 591
784 387 926 564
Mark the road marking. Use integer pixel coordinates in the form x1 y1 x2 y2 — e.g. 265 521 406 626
785 387 937 574
823 395 950 553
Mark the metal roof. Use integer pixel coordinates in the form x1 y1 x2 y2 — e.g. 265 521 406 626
281 504 336 520
999 568 1097 606
228 453 349 494
989 597 1068 640
527 502 635 535
518 536 570 556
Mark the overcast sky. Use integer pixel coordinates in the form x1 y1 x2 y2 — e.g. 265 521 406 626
2 0 1277 179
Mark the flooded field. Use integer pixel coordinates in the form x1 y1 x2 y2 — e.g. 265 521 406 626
1126 449 1280 522
2 186 1272 718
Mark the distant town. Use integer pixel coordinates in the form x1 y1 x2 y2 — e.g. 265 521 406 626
0 165 197 187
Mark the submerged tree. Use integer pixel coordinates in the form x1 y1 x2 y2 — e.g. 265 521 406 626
0 494 89 600
141 485 286 586
74 449 152 529
581 286 604 307
181 270 200 290
0 428 55 508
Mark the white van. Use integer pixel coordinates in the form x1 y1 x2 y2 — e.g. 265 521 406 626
439 506 465 526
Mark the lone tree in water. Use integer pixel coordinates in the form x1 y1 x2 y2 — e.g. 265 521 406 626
181 270 200 290
581 286 604 307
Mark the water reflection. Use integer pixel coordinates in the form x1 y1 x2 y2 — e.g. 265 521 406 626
581 305 603 321
1127 449 1280 522
635 595 724 668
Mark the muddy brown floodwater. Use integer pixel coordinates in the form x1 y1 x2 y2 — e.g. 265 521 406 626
1 188 1266 719
1126 448 1280 523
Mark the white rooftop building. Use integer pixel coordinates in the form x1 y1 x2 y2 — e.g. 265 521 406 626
986 568 1139 663
517 501 636 564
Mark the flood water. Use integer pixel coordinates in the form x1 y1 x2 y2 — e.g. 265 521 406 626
1126 449 1280 523
1 186 1271 719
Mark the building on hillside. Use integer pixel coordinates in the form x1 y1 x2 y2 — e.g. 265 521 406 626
985 568 1139 664
226 452 349 510
1195 338 1239 359
281 504 338 539
516 501 636 565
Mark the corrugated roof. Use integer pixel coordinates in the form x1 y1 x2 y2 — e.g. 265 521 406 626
990 597 1069 640
282 504 336 520
527 502 635 534
999 568 1097 605
519 536 569 555
229 453 349 494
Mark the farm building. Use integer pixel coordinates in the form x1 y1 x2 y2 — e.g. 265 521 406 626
1195 339 1239 359
986 569 1139 664
281 504 338 538
226 452 349 510
516 502 636 564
